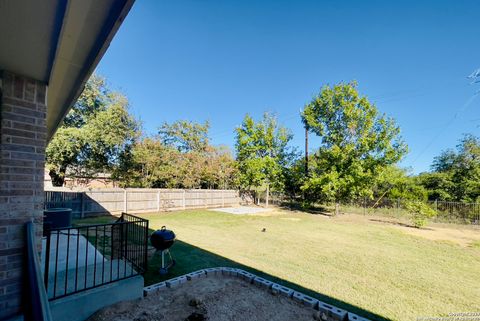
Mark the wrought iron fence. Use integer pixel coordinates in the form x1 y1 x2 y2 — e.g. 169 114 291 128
340 198 480 224
43 213 149 300
277 195 480 225
430 200 480 224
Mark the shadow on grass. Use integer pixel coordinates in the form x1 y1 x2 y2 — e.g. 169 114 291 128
278 202 334 217
145 238 388 321
73 215 388 321
368 218 434 230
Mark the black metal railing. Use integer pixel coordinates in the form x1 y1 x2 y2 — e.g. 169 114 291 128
43 213 149 300
26 221 53 321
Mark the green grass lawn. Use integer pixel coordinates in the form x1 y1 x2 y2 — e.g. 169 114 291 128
76 209 480 321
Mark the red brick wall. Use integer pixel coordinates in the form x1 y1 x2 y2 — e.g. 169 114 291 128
0 71 47 319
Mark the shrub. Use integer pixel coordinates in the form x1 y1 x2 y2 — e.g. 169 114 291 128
404 200 437 228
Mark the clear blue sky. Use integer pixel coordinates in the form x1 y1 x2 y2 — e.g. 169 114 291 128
97 0 480 174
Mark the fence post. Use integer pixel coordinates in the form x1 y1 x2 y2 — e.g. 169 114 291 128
183 190 186 210
157 190 160 212
222 190 225 207
434 199 438 212
124 189 128 213
80 192 85 218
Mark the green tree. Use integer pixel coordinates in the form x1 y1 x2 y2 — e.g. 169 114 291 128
404 200 437 228
375 166 427 201
117 137 181 188
158 120 210 152
422 134 480 202
46 74 139 186
118 134 238 189
301 82 407 204
416 172 455 201
235 113 293 206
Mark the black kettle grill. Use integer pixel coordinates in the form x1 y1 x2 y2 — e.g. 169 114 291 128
150 226 176 274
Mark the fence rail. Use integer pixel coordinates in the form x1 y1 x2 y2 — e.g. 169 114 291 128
45 188 241 218
43 213 149 300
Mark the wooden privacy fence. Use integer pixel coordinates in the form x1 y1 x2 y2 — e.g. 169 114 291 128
45 188 241 218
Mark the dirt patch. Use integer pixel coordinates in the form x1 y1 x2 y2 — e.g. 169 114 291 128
333 213 480 247
88 277 315 321
393 224 480 247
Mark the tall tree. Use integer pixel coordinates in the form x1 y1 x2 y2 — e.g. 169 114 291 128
301 82 407 203
158 120 210 152
117 136 238 189
421 134 480 202
235 113 293 206
46 74 139 186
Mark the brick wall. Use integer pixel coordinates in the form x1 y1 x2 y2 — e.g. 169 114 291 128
0 71 47 319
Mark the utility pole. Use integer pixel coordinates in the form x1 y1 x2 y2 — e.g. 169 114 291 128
305 127 309 177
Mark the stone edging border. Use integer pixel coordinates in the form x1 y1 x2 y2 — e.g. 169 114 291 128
143 267 371 321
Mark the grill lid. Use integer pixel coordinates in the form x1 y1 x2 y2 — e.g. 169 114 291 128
150 226 176 250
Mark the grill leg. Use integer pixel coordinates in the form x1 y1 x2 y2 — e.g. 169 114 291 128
158 250 175 275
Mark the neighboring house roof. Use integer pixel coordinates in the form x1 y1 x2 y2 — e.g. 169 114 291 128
0 0 135 140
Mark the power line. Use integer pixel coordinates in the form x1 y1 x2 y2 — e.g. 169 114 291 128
404 69 480 168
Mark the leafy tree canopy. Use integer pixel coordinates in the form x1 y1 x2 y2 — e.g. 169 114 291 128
46 74 139 186
235 113 293 193
158 120 210 153
422 134 480 202
301 82 407 203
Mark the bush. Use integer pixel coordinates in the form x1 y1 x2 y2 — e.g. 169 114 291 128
404 200 437 228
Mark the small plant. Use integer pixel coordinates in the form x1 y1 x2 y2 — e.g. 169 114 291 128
404 200 437 228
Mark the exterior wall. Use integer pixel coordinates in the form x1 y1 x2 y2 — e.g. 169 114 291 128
0 71 47 319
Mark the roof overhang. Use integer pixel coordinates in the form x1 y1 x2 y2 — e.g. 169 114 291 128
0 0 135 140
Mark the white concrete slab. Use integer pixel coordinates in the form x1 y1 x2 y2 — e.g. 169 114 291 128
41 230 104 274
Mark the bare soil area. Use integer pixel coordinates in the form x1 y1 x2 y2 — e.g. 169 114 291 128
331 212 480 247
88 276 316 321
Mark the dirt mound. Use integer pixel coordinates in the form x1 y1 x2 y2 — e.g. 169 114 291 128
88 277 315 321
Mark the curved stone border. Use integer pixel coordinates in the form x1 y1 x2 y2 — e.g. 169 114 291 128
143 267 371 321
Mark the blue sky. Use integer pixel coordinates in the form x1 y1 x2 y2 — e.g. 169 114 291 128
97 0 480 174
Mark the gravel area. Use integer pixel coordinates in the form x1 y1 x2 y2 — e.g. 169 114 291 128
88 276 316 321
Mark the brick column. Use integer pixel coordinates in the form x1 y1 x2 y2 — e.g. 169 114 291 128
0 71 47 319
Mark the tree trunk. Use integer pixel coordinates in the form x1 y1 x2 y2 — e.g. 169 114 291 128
49 167 66 187
266 183 270 208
